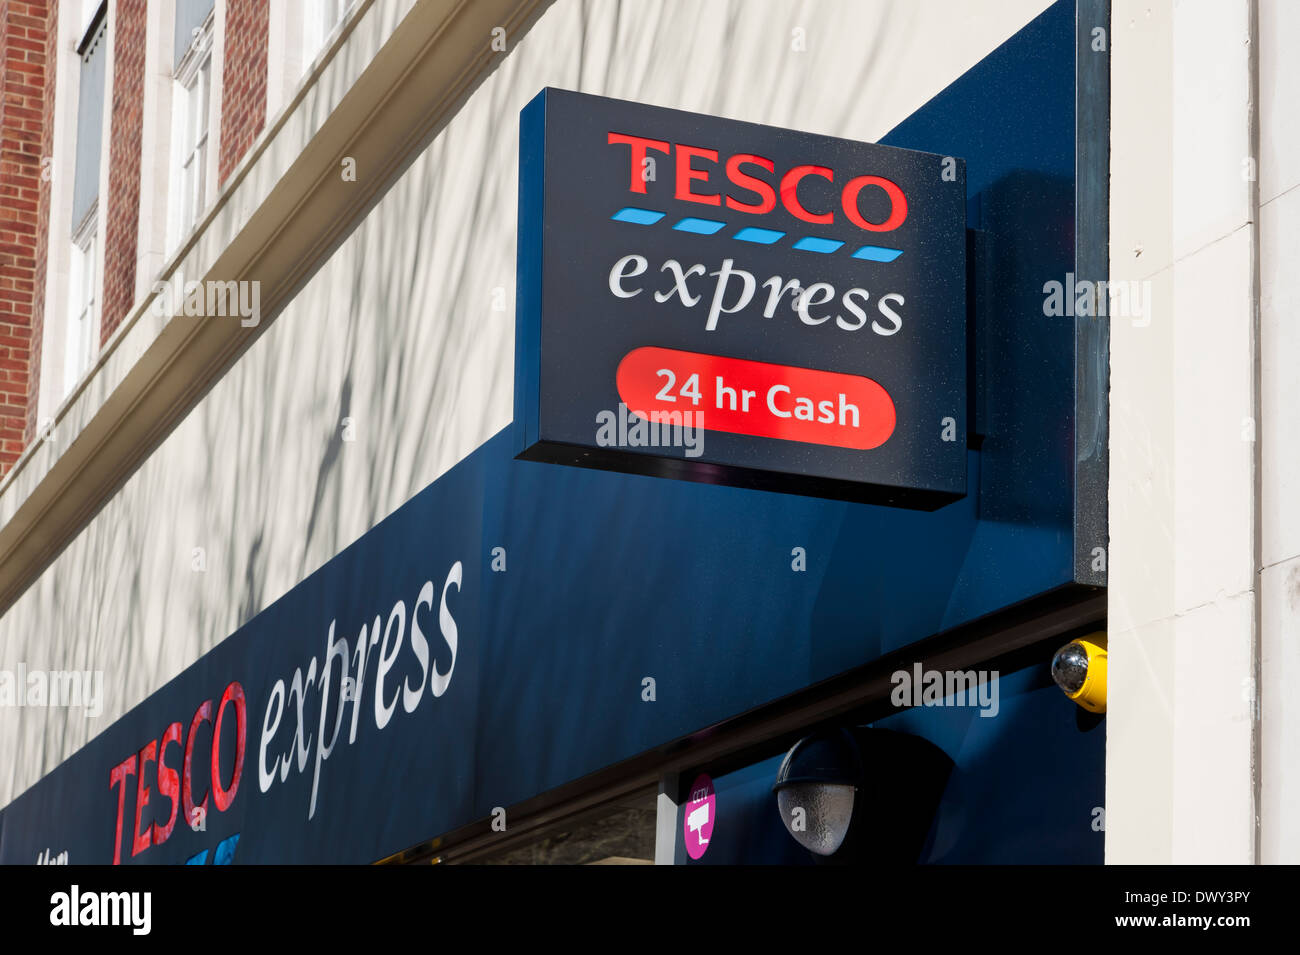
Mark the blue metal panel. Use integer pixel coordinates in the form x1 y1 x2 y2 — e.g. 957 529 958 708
882 0 1076 534
884 667 1105 864
0 0 1100 865
678 663 1105 864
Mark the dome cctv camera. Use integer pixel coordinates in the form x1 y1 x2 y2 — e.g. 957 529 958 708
1051 632 1107 713
773 727 952 865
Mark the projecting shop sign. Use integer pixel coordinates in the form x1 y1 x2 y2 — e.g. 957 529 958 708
514 89 967 508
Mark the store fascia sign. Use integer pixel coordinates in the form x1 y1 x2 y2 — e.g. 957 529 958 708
514 89 968 508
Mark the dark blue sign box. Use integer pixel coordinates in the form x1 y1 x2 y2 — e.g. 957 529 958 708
0 0 1106 865
514 90 968 510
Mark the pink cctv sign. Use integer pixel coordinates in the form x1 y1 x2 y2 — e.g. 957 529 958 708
683 773 715 860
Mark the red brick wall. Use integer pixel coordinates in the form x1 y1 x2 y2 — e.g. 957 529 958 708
100 0 145 344
0 0 49 473
22 0 51 449
218 0 268 186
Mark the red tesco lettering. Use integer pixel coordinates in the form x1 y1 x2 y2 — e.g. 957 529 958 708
607 132 907 232
108 681 246 864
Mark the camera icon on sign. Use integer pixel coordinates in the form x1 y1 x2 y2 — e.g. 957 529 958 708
686 803 710 845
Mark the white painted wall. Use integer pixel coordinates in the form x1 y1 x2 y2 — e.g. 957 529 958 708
0 0 1050 807
1107 0 1260 863
1258 0 1300 865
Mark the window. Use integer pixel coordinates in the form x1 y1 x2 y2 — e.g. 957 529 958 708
64 207 99 395
63 4 107 397
71 5 105 228
168 10 214 251
301 0 353 74
73 0 103 54
266 1 358 123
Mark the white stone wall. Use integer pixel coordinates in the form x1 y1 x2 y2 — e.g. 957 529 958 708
1108 0 1268 863
1258 0 1300 865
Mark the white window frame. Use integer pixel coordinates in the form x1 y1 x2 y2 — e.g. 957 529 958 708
267 1 357 121
74 0 102 44
301 0 353 77
167 12 215 253
64 204 100 398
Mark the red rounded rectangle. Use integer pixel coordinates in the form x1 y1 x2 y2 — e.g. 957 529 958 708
616 347 895 451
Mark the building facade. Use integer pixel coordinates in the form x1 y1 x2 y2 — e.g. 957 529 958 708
0 0 1292 865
